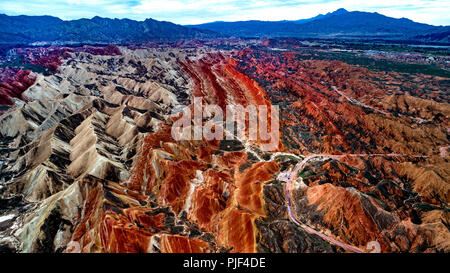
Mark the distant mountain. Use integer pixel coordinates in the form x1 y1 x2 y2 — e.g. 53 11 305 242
412 26 450 43
0 14 216 45
1 10 449 45
188 9 448 41
186 20 295 38
291 8 350 24
294 11 435 37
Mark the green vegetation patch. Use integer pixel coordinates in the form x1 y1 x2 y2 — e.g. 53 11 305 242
295 50 450 78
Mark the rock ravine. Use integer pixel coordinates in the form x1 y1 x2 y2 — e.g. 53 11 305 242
0 41 448 253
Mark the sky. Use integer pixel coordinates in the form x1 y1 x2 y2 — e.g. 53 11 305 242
0 0 449 26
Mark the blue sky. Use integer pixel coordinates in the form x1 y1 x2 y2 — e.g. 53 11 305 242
1 0 449 25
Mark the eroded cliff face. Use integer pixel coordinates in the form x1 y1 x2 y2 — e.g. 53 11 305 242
0 43 448 253
0 68 36 107
235 47 449 253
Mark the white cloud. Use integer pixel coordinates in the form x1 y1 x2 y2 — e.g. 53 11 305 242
0 0 449 25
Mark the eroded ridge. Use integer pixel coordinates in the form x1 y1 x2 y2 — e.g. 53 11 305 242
0 41 448 253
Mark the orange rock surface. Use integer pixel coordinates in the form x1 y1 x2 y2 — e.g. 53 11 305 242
1 42 448 253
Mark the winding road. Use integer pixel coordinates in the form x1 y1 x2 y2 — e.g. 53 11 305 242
270 86 447 252
279 155 366 253
278 152 431 253
332 86 429 124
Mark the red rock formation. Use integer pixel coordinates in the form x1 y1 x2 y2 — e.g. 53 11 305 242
160 234 211 253
0 42 448 254
118 52 284 253
235 47 448 156
235 44 449 252
81 45 122 56
0 68 35 106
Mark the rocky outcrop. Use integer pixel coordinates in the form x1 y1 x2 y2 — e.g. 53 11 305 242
0 46 193 252
0 41 448 253
0 68 36 108
236 45 449 252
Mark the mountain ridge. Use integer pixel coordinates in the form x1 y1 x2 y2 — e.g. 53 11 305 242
1 9 449 44
0 14 216 45
291 7 350 23
188 9 449 42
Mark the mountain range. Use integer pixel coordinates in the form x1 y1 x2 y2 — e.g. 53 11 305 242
0 8 449 44
189 9 450 42
0 14 215 44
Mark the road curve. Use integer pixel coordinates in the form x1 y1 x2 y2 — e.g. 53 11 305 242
282 152 429 253
283 155 366 253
